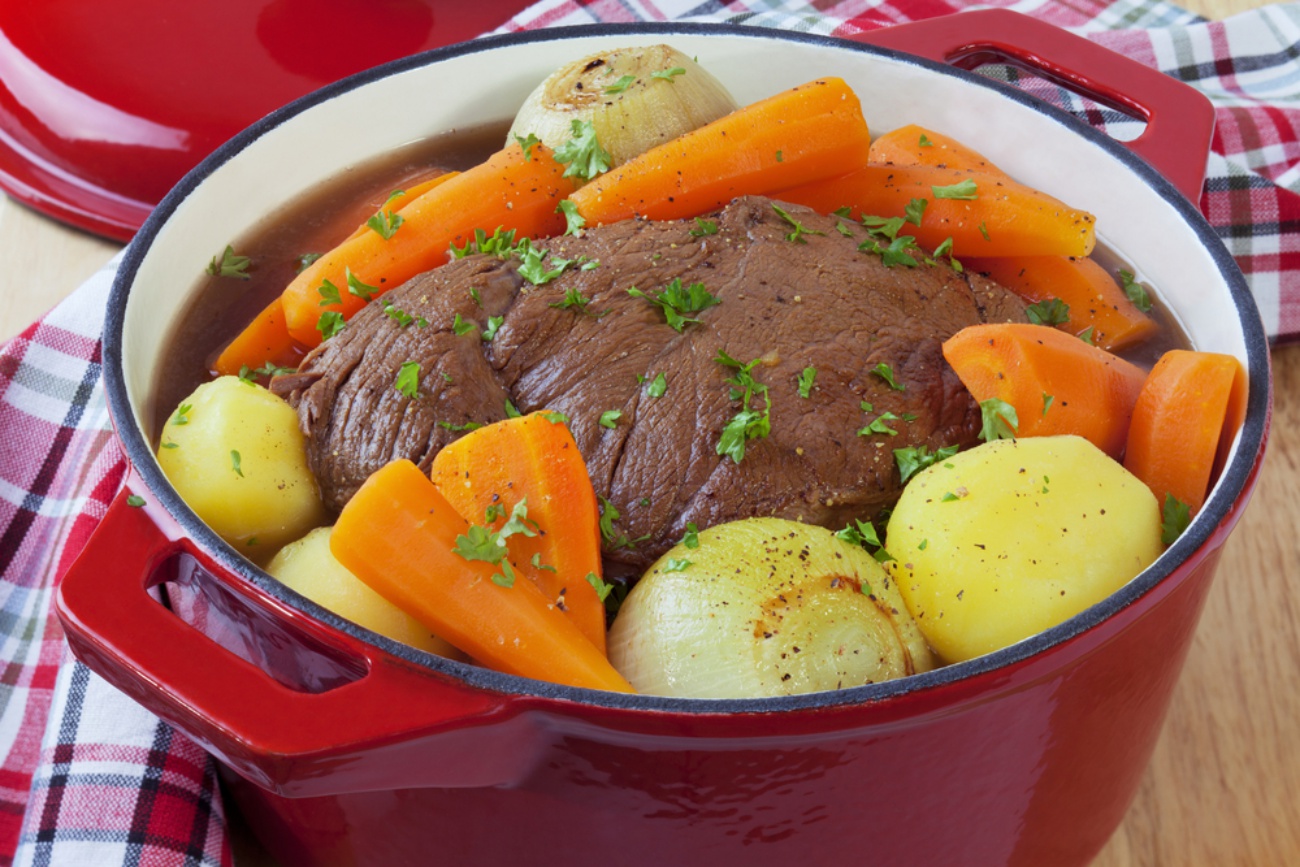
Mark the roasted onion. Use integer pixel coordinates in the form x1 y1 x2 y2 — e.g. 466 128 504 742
608 518 936 698
507 44 738 171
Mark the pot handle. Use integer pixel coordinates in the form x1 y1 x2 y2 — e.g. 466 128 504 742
56 482 537 796
848 8 1215 202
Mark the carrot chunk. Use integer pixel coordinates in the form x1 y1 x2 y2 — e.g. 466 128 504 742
869 123 1006 174
942 323 1147 459
568 77 871 226
430 412 608 655
280 144 576 347
1124 350 1245 514
211 296 305 377
330 459 633 692
964 256 1158 353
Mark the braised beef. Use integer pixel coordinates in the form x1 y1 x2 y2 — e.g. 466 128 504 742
273 196 1025 576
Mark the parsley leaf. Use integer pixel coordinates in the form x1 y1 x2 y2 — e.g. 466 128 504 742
645 371 667 398
918 133 933 147
689 217 719 237
557 199 586 235
345 268 378 301
548 287 600 316
597 496 648 550
772 203 825 244
1025 298 1071 327
126 494 146 508
651 67 686 81
599 409 622 429
858 409 901 437
858 215 922 268
904 197 927 227
296 252 322 273
451 313 476 337
317 279 342 307
317 311 345 341
873 362 905 391
514 132 541 161
681 523 700 549
932 179 979 200
604 73 637 94
1118 269 1153 313
797 366 816 398
715 351 771 463
207 245 251 279
554 119 612 181
1078 326 1096 345
662 558 691 573
836 518 883 549
172 403 193 425
482 316 504 342
894 444 960 485
1161 493 1192 544
450 227 521 260
365 194 405 240
628 278 720 332
230 450 244 477
979 397 1019 442
517 245 572 285
395 361 420 398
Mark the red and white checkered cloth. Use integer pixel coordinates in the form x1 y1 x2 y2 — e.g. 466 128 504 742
1 0 1296 864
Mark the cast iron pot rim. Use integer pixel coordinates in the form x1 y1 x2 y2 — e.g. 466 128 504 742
104 20 1271 715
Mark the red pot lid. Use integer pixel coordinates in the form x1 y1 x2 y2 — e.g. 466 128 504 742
0 0 533 240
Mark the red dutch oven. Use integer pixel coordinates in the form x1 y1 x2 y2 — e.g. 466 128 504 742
56 11 1272 867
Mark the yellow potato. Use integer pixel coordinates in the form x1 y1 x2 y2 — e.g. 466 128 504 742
156 376 327 559
885 435 1161 663
268 528 463 659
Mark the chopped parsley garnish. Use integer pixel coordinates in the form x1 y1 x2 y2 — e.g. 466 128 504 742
1078 326 1096 345
930 237 962 272
1042 392 1055 417
605 74 638 93
628 277 720 332
549 287 599 315
873 362 905 391
554 119 612 181
452 499 538 587
918 133 933 147
859 214 923 268
776 150 784 163
517 245 572 285
539 410 569 425
645 371 667 398
450 227 521 260
395 361 420 398
365 191 406 239
1161 493 1192 544
505 399 522 419
932 179 979 200
558 199 586 235
797 366 816 398
1118 268 1153 312
317 279 342 307
514 132 541 160
296 252 322 273
481 316 504 342
207 245 251 279
689 217 719 237
586 571 613 602
978 221 991 241
598 495 648 549
662 558 691 572
438 419 484 432
979 397 1019 442
238 362 295 384
681 523 700 549
858 408 901 437
714 350 771 463
1025 298 1071 327
836 518 882 548
894 443 960 484
451 314 476 337
772 203 824 244
126 494 146 508
651 67 686 81
346 268 378 301
599 409 622 429
382 299 426 328
230 450 244 477
317 311 345 340
904 197 927 227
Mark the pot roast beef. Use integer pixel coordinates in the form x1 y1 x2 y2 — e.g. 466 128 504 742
273 196 1026 577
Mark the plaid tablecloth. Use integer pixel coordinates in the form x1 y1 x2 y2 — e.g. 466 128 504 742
2 0 1297 863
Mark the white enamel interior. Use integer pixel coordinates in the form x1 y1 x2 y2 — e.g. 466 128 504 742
120 28 1251 535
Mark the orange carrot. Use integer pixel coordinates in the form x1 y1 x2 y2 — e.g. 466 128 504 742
281 143 576 347
430 412 608 655
776 164 1096 258
1123 350 1244 514
568 77 871 226
942 323 1148 459
964 256 1158 353
330 459 633 692
869 123 1006 174
211 296 305 377
339 171 459 244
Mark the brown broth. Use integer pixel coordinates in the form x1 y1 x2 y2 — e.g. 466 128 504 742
151 121 509 437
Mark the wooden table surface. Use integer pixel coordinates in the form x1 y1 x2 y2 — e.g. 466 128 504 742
2 1 1294 864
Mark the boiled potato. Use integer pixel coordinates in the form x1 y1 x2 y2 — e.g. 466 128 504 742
609 518 936 698
885 435 1161 663
268 528 464 659
156 376 327 559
